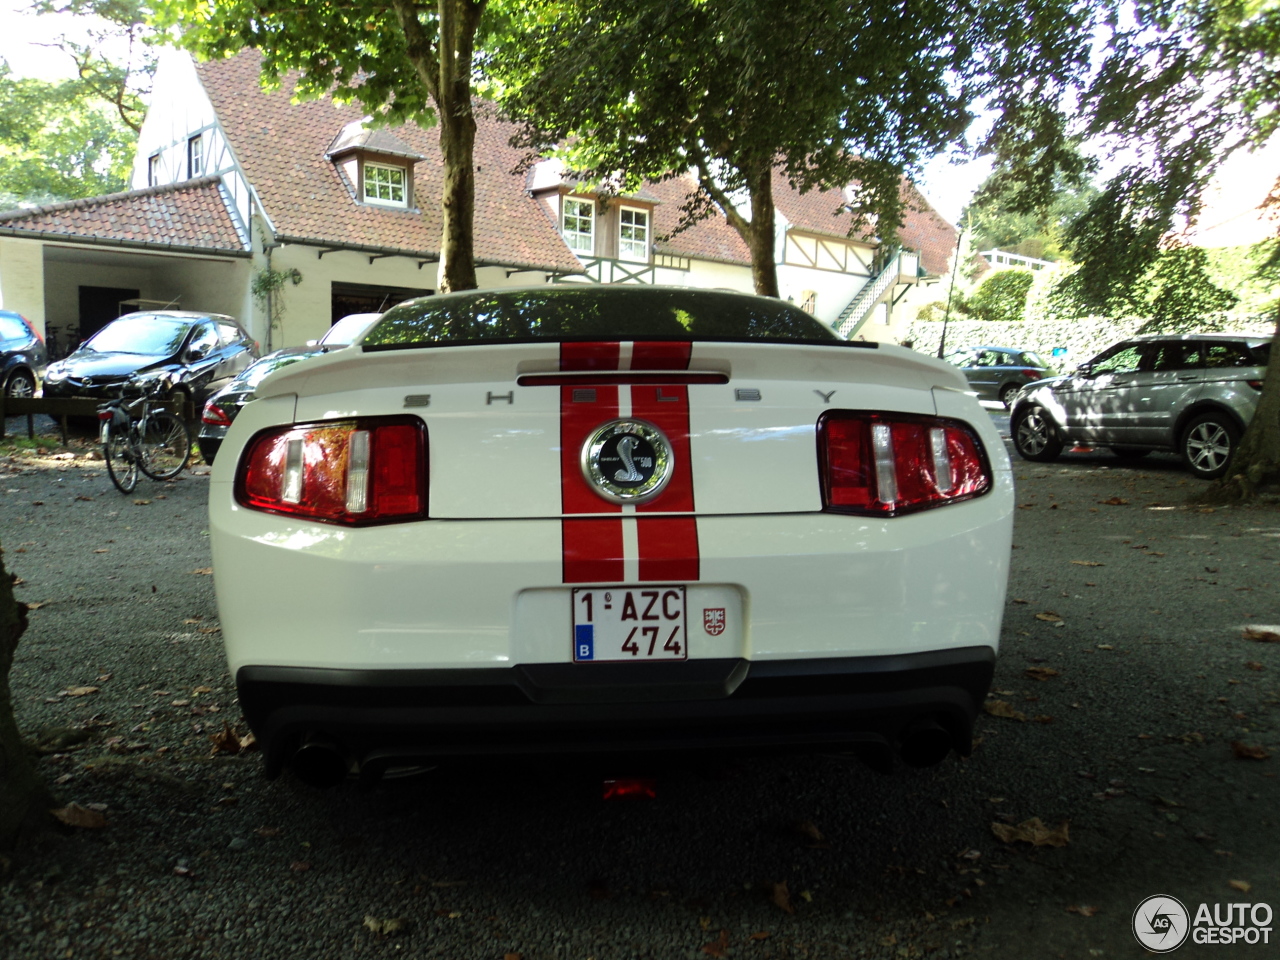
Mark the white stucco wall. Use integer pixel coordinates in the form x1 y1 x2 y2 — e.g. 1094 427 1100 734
0 239 46 331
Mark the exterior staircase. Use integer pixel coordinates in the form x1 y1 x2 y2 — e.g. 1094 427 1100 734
834 250 919 339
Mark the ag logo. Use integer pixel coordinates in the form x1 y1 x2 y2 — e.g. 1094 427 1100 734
1133 895 1190 953
581 418 673 504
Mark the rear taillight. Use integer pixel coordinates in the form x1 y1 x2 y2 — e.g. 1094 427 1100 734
235 417 426 525
1021 369 1043 380
202 400 233 427
1247 380 1264 391
818 411 990 516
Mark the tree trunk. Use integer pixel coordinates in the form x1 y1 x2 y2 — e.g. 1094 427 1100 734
435 0 482 292
1204 308 1280 502
0 539 48 852
744 161 780 298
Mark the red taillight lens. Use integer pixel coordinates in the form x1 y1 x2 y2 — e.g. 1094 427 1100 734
1021 369 1043 380
1247 380 1264 391
202 400 233 427
818 412 990 516
235 417 426 525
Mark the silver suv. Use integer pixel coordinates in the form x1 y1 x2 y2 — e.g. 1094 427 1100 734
1010 333 1271 479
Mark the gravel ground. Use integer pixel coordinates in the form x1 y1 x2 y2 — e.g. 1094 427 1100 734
0 417 1278 959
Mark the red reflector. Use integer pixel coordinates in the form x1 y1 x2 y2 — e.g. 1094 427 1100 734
1022 369 1043 380
202 401 233 427
235 416 426 525
602 778 657 800
97 410 113 421
1247 380 1263 391
818 411 991 516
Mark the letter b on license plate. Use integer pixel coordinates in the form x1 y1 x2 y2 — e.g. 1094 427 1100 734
572 587 687 662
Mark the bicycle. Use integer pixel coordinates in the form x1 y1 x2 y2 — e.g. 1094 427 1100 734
97 374 192 494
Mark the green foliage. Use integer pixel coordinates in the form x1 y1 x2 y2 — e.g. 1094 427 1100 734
966 170 1098 262
251 266 303 330
1204 244 1279 315
30 0 156 134
1056 0 1280 316
1133 244 1239 334
494 0 1101 296
964 269 1035 323
0 61 136 208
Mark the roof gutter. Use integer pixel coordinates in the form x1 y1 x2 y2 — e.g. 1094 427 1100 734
0 227 251 259
274 236 583 276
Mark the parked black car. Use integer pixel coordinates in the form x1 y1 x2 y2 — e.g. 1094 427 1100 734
944 345 1056 407
43 311 258 410
0 309 48 398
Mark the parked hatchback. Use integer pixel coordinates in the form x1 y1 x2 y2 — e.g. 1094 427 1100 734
43 311 258 409
1010 333 1271 479
0 309 47 398
944 345 1055 407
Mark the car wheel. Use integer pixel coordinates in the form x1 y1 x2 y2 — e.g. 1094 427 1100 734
1109 447 1150 460
4 369 35 399
998 383 1020 409
1011 405 1064 463
1180 412 1240 480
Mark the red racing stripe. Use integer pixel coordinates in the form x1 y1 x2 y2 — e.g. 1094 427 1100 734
560 341 620 371
561 342 623 583
563 518 624 583
631 341 692 370
637 517 700 582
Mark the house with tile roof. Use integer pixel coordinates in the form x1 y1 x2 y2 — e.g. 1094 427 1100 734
0 47 957 355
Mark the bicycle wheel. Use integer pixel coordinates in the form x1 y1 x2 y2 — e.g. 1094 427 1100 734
103 422 138 493
138 411 191 481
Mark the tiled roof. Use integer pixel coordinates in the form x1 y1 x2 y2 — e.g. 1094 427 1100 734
0 178 246 254
327 122 423 161
196 52 582 274
644 171 955 277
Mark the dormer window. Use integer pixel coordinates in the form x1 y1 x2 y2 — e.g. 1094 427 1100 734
563 197 595 253
619 207 649 261
188 135 204 178
363 162 408 207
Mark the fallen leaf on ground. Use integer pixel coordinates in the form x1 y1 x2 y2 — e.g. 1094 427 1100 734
1066 905 1100 917
1097 497 1129 505
701 929 730 958
62 686 99 697
191 567 213 575
1246 661 1265 671
291 860 311 872
504 955 523 960
1035 612 1062 622
1011 598 1028 604
1025 667 1060 681
772 881 794 914
1231 741 1271 760
983 700 1027 721
749 932 771 941
132 499 151 506
254 826 280 837
363 916 404 936
173 865 194 878
1229 880 1252 893
50 802 107 828
1070 561 1104 567
794 820 824 842
196 626 220 634
183 618 203 624
25 601 48 610
209 722 257 755
880 934 898 946
991 817 1070 847
92 548 108 553
1244 627 1280 643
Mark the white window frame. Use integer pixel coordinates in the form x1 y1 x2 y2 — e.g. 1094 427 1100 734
363 161 408 207
187 135 204 178
562 197 595 254
147 153 160 187
618 206 650 261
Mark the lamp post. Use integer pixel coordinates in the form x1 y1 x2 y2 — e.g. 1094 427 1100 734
937 217 967 360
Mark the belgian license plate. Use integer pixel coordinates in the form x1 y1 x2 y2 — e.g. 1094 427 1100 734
572 587 687 662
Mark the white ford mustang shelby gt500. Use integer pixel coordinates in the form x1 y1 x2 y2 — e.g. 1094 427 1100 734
209 286 1013 785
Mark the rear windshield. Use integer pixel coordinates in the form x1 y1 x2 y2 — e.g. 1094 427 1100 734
362 287 845 350
236 352 318 389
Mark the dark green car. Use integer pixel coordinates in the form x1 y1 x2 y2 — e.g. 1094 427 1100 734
944 345 1056 407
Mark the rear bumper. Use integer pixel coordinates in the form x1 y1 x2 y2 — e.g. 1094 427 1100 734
237 645 995 776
